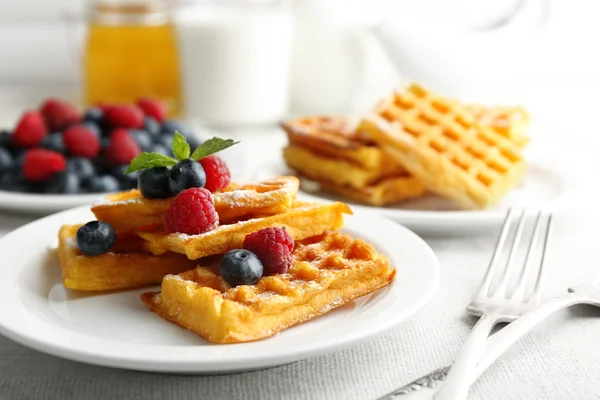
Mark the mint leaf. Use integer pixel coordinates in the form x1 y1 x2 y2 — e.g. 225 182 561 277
172 131 190 160
125 152 177 174
190 137 240 161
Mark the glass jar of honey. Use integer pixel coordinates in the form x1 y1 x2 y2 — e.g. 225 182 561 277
84 0 181 116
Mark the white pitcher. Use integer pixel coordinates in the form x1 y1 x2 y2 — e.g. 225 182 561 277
289 0 398 115
289 0 549 114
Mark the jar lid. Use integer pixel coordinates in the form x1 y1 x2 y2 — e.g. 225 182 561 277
91 0 170 25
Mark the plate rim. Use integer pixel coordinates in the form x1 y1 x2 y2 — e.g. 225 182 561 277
0 206 440 373
293 160 571 228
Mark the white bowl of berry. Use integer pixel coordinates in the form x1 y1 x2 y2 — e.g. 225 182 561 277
0 98 247 214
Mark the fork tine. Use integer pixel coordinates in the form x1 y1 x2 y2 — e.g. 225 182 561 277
493 208 526 298
531 213 553 304
474 208 516 299
512 211 543 301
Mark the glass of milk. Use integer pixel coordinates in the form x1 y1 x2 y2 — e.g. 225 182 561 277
174 1 292 129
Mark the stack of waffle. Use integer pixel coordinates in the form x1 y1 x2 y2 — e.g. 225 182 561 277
282 116 426 206
283 83 530 209
57 176 395 343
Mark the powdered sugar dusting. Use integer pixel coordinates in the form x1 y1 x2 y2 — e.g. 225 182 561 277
222 189 266 206
174 203 319 240
92 198 144 206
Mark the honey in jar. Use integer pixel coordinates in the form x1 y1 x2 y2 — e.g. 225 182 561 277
84 0 181 116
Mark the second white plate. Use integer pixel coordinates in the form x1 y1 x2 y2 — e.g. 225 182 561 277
297 162 567 231
255 144 571 232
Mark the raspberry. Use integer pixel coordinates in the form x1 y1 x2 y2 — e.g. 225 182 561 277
22 149 66 182
12 111 48 148
105 128 141 165
243 227 294 275
164 187 219 235
200 155 231 193
104 105 144 129
63 125 100 158
40 98 81 131
137 98 166 123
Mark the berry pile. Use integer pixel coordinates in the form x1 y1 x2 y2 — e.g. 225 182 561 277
0 97 202 194
73 134 238 256
126 132 236 235
127 132 236 199
220 227 295 287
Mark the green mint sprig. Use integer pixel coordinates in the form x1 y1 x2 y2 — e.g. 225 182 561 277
125 131 239 174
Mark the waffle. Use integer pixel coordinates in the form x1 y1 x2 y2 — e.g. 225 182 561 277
308 175 426 206
282 115 404 173
465 104 530 147
137 201 351 260
92 176 300 233
141 231 395 343
58 224 197 291
358 83 526 209
283 144 403 190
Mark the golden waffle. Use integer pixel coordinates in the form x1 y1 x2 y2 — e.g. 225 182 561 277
283 144 403 190
92 176 300 233
282 115 404 173
309 175 426 206
358 83 526 209
465 104 530 147
58 224 197 292
137 201 351 260
284 144 425 205
141 231 395 343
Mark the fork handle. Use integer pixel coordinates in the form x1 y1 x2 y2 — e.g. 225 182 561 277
478 293 587 372
433 313 500 400
377 294 585 399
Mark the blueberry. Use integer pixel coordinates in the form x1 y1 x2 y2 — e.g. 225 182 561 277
220 249 263 286
168 159 206 195
10 144 24 157
100 137 110 149
83 107 104 125
82 122 101 138
110 164 128 177
154 133 172 147
0 173 27 192
67 157 96 182
0 148 13 174
183 132 203 150
76 221 116 256
130 129 153 152
148 143 170 156
13 151 26 169
144 116 161 135
85 175 120 193
93 157 110 175
41 132 66 153
26 182 47 193
138 167 171 198
0 130 11 148
45 172 80 194
111 165 139 190
160 119 185 135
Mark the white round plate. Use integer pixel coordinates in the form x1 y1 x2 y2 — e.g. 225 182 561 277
0 143 248 215
296 162 566 231
0 206 439 373
259 148 570 232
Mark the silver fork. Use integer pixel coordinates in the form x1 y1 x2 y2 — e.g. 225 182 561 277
434 209 552 400
377 208 553 400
